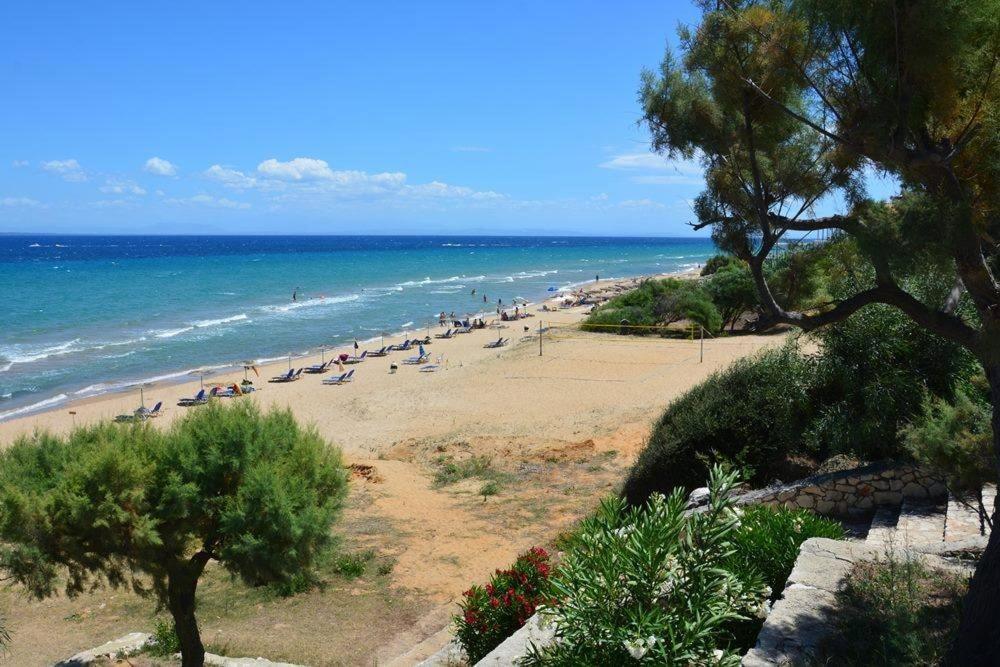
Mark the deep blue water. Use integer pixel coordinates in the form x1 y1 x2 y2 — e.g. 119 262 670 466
0 235 716 420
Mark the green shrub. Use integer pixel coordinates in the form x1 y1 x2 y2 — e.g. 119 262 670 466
820 553 966 665
581 278 694 333
332 550 376 579
455 547 553 663
701 254 744 276
726 505 844 597
704 263 758 330
622 345 816 505
524 466 767 665
903 390 995 517
147 618 181 657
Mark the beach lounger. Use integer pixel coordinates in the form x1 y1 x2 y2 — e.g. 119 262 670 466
177 389 208 407
304 360 333 374
391 340 413 351
343 350 367 364
136 401 164 418
367 346 389 357
269 369 296 383
403 353 430 365
322 369 355 385
435 329 453 339
484 337 508 349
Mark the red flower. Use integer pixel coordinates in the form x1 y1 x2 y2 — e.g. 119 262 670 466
490 597 500 608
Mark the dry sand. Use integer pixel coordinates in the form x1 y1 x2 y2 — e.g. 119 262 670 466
0 276 788 665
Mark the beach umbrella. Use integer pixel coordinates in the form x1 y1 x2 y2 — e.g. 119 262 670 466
136 382 153 408
241 360 255 381
189 369 207 390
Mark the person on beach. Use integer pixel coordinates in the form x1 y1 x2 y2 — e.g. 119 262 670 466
595 274 599 283
439 311 446 326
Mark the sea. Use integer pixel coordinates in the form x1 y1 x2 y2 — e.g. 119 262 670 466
0 235 716 421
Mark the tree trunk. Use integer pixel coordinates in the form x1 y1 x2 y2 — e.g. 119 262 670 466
167 558 208 667
948 364 1000 666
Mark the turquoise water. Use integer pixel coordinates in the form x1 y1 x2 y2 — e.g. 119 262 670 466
0 235 716 420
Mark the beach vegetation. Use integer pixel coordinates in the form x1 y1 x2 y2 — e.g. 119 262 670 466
623 344 814 504
641 0 1000 653
524 467 769 665
432 455 511 488
455 547 553 663
0 401 348 667
582 278 723 334
623 271 978 505
819 552 966 666
903 389 996 524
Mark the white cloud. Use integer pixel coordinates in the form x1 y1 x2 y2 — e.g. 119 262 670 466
167 194 250 210
0 196 42 208
100 178 146 196
11 160 29 168
405 181 504 200
618 198 666 209
257 157 337 181
42 159 87 182
144 157 177 176
91 199 136 209
204 165 258 189
599 152 704 185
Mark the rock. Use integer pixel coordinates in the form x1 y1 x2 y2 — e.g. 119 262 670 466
57 633 151 666
902 482 928 498
815 500 835 514
796 495 815 509
686 487 710 508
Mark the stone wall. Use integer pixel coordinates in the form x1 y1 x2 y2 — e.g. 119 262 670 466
690 462 946 518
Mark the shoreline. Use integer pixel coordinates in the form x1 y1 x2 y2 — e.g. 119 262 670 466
0 268 699 437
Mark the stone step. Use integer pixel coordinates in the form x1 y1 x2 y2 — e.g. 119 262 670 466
894 498 946 549
945 484 996 543
864 504 900 550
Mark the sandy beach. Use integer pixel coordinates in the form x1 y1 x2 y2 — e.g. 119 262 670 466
0 274 787 665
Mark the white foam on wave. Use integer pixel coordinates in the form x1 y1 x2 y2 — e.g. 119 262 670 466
259 294 361 314
0 394 69 422
0 339 84 365
191 313 249 328
153 326 194 339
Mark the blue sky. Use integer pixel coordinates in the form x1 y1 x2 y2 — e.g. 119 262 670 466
0 2 890 236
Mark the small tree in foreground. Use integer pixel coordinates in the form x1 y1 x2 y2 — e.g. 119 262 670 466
0 401 348 666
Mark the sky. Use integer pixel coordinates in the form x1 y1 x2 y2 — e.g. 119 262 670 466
0 1 892 236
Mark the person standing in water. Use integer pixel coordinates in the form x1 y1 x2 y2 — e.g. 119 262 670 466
595 274 599 283
292 288 298 302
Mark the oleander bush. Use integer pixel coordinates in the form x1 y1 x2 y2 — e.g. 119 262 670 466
523 466 768 665
455 547 553 663
726 505 844 598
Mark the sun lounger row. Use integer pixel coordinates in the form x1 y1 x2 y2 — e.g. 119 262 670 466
113 401 164 422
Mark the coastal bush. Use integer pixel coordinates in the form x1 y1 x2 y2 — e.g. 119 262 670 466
581 278 692 333
455 547 553 663
820 553 966 665
523 467 768 665
622 345 815 505
903 389 995 521
148 618 181 657
0 401 348 666
704 263 757 331
700 254 744 276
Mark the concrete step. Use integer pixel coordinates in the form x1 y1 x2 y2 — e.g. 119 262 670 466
945 484 996 543
894 497 946 549
865 504 900 550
